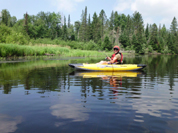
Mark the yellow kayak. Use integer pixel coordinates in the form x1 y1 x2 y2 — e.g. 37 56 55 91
69 63 146 71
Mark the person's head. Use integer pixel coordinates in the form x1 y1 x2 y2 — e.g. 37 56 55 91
113 46 120 53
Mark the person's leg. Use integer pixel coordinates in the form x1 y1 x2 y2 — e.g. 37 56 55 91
96 61 108 64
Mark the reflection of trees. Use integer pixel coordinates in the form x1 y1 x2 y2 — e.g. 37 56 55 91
146 55 178 90
0 55 177 94
24 66 73 92
125 55 178 90
25 68 60 91
2 83 12 94
0 60 71 93
0 58 101 94
73 74 143 100
81 78 108 98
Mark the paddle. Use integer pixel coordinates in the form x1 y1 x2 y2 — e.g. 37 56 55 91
104 53 112 61
104 53 109 59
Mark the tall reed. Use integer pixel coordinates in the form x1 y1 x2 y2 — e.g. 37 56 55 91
0 43 69 57
0 43 114 57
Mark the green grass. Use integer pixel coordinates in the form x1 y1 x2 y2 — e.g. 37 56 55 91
0 43 69 57
0 43 114 57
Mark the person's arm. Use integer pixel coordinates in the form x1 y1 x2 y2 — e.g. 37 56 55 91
108 57 117 63
108 54 121 64
107 56 111 61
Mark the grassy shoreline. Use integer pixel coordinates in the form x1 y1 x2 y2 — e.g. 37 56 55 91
0 43 119 58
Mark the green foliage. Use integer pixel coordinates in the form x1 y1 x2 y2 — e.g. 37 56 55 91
91 12 100 43
149 23 158 50
0 9 11 26
6 32 29 45
161 46 170 54
109 11 114 30
170 17 178 36
102 36 112 51
0 24 29 44
84 40 98 50
62 16 68 41
148 45 153 53
139 43 147 54
0 24 12 43
1 8 178 55
132 11 144 53
0 43 70 57
0 43 114 57
119 32 130 47
167 33 175 53
145 24 149 40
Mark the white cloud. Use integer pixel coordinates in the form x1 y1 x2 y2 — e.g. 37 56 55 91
50 0 85 13
50 103 89 123
0 114 22 133
114 0 178 28
114 0 133 12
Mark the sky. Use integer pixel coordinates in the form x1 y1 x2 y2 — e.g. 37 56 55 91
0 0 178 29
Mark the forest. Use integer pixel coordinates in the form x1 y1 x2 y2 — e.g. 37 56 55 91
0 7 178 54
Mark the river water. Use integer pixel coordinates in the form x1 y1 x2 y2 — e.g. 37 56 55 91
0 55 178 133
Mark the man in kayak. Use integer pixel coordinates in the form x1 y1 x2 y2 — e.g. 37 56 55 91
97 46 123 64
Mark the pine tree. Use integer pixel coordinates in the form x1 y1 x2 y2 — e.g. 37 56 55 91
99 9 107 41
119 31 130 48
161 24 167 38
125 15 132 35
103 36 112 51
79 7 88 42
24 12 28 35
62 16 68 41
68 15 70 28
84 6 88 42
145 24 149 41
109 11 114 30
114 11 119 32
1 9 11 26
92 12 100 43
132 34 138 51
87 14 92 40
132 11 144 53
79 10 84 41
149 23 158 50
8 16 17 27
74 21 80 40
170 17 177 36
167 33 175 53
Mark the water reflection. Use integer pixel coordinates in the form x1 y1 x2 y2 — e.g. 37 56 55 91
0 114 22 133
72 71 142 78
50 103 89 123
0 55 178 133
72 71 143 95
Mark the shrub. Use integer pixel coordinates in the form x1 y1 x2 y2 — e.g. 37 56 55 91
6 32 29 45
0 24 12 43
148 45 153 53
84 40 98 50
161 46 170 54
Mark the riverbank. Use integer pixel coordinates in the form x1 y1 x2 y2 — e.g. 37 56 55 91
0 43 126 58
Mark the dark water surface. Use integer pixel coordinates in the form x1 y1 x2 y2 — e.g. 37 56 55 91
0 55 178 133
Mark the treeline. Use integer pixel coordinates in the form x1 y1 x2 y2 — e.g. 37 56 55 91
0 7 178 54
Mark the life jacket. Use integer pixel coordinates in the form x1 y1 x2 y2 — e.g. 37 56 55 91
111 52 123 64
